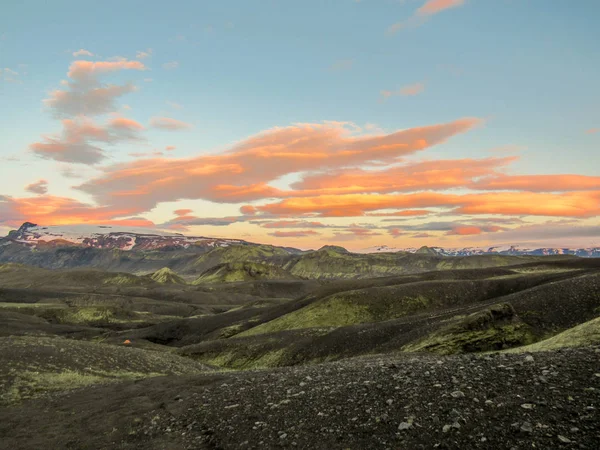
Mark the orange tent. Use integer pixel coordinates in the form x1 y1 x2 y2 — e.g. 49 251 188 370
123 339 132 345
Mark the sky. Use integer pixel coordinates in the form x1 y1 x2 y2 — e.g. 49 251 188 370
0 0 599 251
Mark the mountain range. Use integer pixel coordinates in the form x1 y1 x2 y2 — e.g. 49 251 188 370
4 222 599 258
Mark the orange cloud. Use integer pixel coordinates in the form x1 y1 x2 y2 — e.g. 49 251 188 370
381 82 425 100
388 0 466 34
446 225 483 235
388 228 405 238
332 226 382 241
44 59 145 117
174 209 193 216
252 191 600 218
67 60 146 83
269 230 320 238
30 116 144 164
109 117 144 131
587 128 599 134
293 157 514 195
367 210 431 217
240 205 257 215
0 195 147 227
76 118 480 211
417 0 465 16
474 174 600 192
260 220 328 228
401 82 426 96
210 183 284 202
149 117 193 130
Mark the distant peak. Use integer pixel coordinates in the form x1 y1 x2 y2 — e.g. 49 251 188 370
318 245 349 253
18 222 38 232
415 246 440 255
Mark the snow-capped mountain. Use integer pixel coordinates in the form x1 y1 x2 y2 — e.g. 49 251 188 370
3 222 248 251
359 244 600 258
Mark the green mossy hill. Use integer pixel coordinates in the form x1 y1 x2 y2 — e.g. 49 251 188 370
415 246 440 256
178 328 328 370
284 248 410 279
506 316 600 353
149 267 185 284
0 336 211 405
403 303 535 354
191 244 293 274
193 262 299 284
101 272 147 286
283 249 551 280
0 264 150 289
238 273 565 337
317 245 351 254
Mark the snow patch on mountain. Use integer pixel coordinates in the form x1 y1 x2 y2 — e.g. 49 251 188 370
4 223 248 251
360 243 600 258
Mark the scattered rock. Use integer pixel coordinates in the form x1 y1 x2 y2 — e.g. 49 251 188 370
398 422 412 431
520 422 533 433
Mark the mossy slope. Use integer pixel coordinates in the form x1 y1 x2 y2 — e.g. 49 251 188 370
0 336 211 405
403 303 535 354
193 262 298 284
149 267 186 284
506 316 600 353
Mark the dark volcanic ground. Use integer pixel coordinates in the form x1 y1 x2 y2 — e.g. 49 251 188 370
1 346 599 450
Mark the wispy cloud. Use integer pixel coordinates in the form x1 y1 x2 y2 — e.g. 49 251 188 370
388 228 405 238
25 179 49 195
162 61 179 70
269 230 320 238
44 59 146 117
72 49 94 57
149 117 193 130
30 116 145 164
381 82 425 100
1 68 21 83
388 0 466 34
136 48 153 59
167 101 183 110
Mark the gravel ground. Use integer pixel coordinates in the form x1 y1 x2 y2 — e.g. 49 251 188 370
1 346 599 449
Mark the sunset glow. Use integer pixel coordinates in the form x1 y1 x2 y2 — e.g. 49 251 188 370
1 0 599 250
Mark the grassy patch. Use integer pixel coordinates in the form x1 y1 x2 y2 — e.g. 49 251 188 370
201 348 288 370
0 336 210 405
238 296 371 336
193 262 296 284
505 316 600 353
1 369 165 405
403 303 536 355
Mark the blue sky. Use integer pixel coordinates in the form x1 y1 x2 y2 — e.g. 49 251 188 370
0 0 599 249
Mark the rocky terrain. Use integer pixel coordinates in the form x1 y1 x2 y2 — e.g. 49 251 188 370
1 347 599 449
